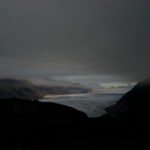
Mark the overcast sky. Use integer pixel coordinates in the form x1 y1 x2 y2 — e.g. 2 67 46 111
0 0 150 82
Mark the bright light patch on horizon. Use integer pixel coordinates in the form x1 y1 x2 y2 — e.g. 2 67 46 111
52 75 137 94
100 82 136 89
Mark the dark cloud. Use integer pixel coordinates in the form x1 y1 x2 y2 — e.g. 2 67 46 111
0 0 150 81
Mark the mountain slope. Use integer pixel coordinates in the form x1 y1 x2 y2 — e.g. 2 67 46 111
0 98 88 149
0 79 42 99
0 79 92 100
105 78 150 121
96 78 150 149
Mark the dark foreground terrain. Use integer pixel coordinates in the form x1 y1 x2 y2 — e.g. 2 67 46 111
0 78 150 149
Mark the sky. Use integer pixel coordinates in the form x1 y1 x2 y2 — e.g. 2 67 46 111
0 0 150 92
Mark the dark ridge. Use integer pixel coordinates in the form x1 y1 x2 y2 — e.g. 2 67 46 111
0 97 88 149
0 78 92 100
94 78 150 149
1 78 150 149
0 79 43 100
105 77 150 116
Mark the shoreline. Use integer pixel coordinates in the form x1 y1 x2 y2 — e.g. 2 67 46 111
43 93 124 99
44 93 90 99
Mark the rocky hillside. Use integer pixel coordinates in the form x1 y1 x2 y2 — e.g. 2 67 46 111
0 98 88 149
0 79 42 99
1 78 150 149
96 78 150 149
0 79 92 100
105 78 150 123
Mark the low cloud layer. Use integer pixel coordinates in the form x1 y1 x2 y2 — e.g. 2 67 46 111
0 0 150 81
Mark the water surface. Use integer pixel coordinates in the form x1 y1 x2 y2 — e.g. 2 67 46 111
40 94 123 118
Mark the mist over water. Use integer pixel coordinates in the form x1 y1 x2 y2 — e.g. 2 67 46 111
40 94 123 117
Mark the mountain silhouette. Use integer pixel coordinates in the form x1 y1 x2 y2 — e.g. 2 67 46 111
0 79 92 100
0 78 150 149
